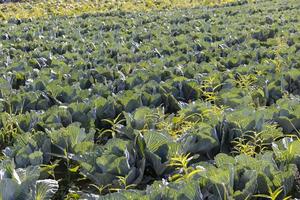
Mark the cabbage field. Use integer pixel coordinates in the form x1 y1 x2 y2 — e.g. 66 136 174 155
0 0 300 199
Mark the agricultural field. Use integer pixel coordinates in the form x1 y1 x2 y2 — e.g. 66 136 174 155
0 0 300 199
0 0 234 20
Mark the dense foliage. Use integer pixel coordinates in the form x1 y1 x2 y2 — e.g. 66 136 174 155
0 0 300 199
0 0 234 20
